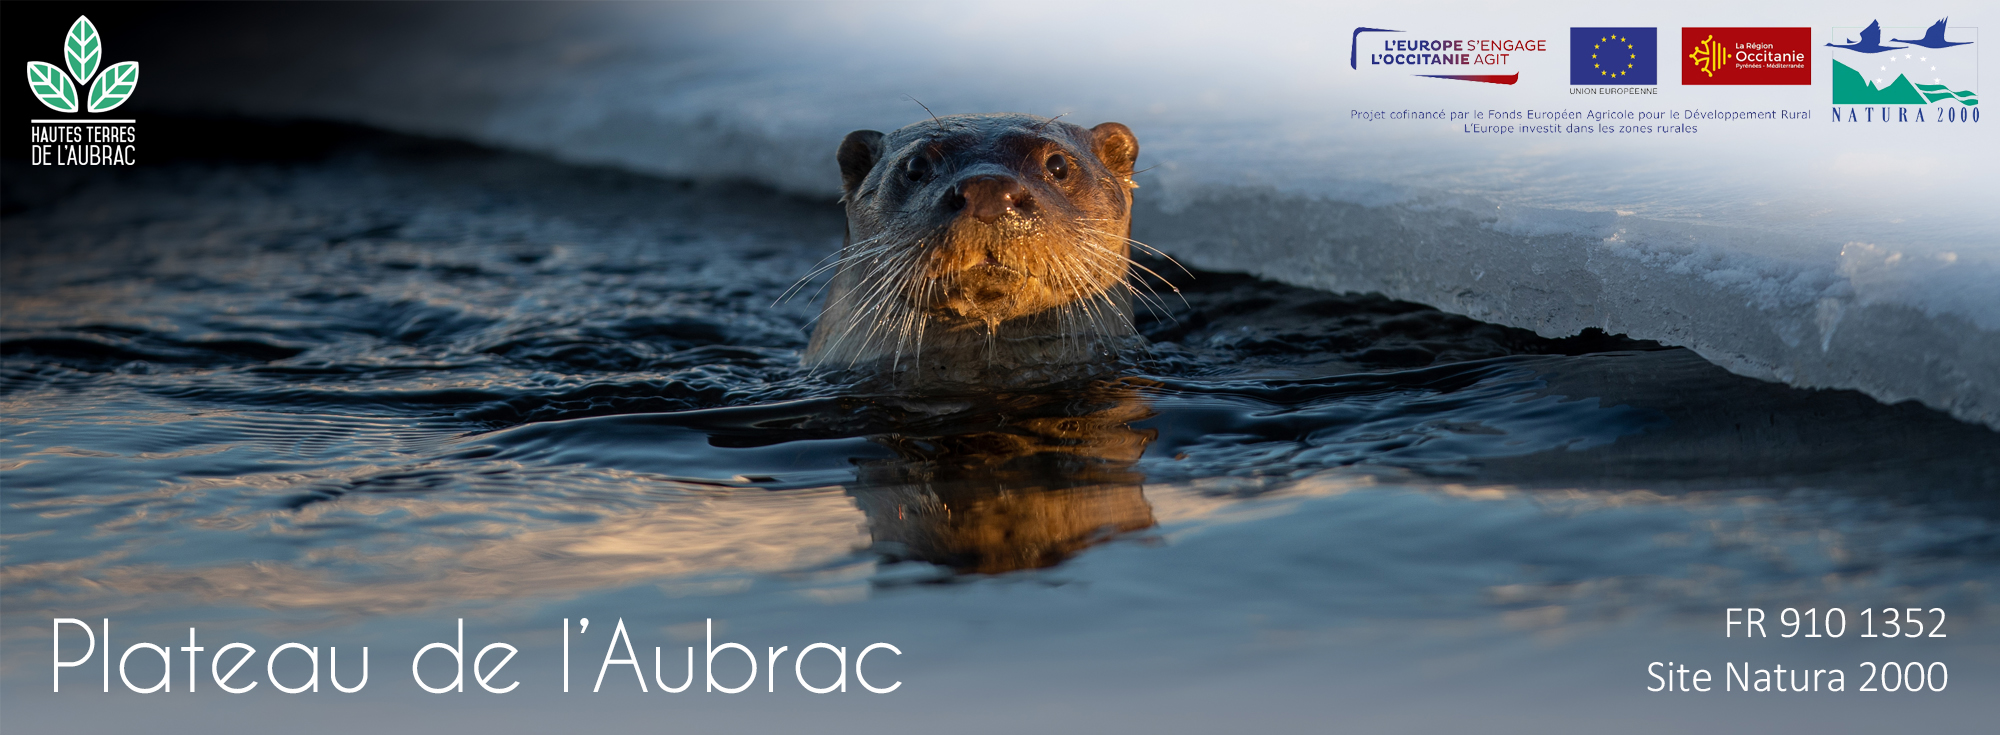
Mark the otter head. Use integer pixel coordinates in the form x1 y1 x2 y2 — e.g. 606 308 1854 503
804 113 1140 381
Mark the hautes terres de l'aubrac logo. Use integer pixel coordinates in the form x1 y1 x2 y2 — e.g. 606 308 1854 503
24 16 139 166
26 16 138 113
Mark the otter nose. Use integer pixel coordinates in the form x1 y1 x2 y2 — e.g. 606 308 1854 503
950 174 1032 222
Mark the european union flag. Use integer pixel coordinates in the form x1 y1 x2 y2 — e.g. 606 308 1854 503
1570 27 1657 84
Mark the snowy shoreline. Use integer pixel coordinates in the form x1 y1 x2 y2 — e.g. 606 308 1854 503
122 1 1999 429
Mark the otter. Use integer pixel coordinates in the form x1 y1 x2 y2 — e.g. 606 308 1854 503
802 113 1144 387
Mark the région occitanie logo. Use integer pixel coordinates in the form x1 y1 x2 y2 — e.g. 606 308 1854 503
25 16 139 113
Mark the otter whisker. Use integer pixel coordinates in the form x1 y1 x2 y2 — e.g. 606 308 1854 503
905 95 942 129
1075 229 1189 308
1047 251 1125 344
819 247 926 365
840 264 926 359
778 247 884 306
1109 234 1195 282
1074 226 1192 280
778 233 919 306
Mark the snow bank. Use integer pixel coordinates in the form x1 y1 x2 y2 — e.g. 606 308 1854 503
150 1 2000 428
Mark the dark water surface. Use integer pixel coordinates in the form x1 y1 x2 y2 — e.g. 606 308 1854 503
4 128 1997 732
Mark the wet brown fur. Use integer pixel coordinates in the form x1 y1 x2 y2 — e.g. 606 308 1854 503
800 113 1144 387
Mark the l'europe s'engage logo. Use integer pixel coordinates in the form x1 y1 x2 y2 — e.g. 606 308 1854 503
1826 17 1978 122
24 15 141 165
1349 27 1549 85
1569 28 1658 95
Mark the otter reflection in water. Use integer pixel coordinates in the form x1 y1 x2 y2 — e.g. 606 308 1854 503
846 380 1158 574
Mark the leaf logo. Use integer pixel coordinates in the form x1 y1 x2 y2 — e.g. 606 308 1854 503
66 15 102 84
25 16 139 114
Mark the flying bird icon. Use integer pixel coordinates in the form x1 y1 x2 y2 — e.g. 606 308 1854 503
1891 18 1973 49
1826 20 1906 54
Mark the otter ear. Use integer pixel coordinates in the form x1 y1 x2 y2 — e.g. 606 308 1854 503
1090 122 1138 178
837 130 885 195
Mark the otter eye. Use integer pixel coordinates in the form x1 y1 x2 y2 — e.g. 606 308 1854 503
905 155 932 182
1045 153 1070 181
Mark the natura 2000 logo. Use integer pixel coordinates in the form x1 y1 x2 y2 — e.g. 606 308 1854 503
25 16 139 113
